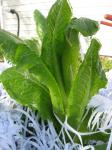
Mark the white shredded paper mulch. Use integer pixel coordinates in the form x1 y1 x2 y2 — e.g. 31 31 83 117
0 62 112 150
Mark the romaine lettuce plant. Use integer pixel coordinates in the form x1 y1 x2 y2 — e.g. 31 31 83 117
0 0 107 145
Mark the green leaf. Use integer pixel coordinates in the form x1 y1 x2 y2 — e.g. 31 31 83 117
70 17 99 36
0 29 22 63
34 9 46 41
14 40 65 116
0 67 53 120
41 0 72 107
61 17 99 95
13 40 65 117
67 38 107 128
95 144 107 150
29 60 65 116
62 28 80 94
15 44 40 69
42 0 72 78
52 0 72 56
24 38 42 56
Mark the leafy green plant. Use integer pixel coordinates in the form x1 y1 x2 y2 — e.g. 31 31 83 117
0 0 107 145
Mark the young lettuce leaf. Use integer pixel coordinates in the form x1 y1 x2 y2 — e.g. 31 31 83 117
24 39 42 56
67 38 107 128
0 28 65 117
0 30 22 63
70 17 99 36
34 9 46 42
42 0 72 86
14 43 65 117
29 61 65 117
62 28 80 95
62 17 100 95
41 0 72 108
0 67 53 120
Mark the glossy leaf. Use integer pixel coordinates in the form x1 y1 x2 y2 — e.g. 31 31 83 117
61 17 99 95
70 17 99 36
29 61 65 116
0 67 53 120
41 0 61 74
15 44 39 69
14 43 65 116
62 28 80 94
0 29 22 63
42 0 72 79
34 9 46 41
52 0 72 56
24 38 41 56
41 0 72 105
67 38 107 128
